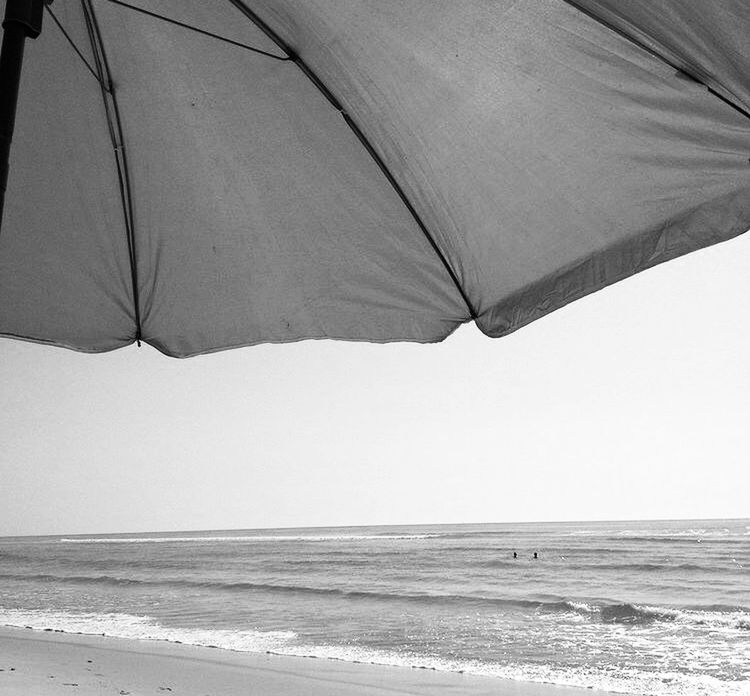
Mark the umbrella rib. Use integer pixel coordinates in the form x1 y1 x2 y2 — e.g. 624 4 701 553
44 4 103 85
81 0 143 346
227 0 479 322
558 0 750 123
101 0 289 62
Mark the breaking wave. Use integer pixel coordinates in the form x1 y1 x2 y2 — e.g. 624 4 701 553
3 572 748 631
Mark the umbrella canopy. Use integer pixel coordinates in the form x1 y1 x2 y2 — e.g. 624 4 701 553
1 0 748 357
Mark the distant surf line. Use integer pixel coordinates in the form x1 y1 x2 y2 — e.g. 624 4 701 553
58 534 441 543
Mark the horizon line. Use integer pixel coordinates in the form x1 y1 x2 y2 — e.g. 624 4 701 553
1 516 748 540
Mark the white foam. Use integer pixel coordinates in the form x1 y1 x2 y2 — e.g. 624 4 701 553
566 601 595 613
0 608 296 653
3 608 747 696
272 643 750 696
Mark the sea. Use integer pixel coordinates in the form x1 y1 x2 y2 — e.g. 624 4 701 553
1 519 748 696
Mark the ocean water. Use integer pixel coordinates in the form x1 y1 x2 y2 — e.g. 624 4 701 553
1 519 748 696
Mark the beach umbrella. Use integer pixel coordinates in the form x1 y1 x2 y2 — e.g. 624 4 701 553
0 0 748 358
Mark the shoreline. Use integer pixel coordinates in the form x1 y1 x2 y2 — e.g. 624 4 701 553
0 625 619 696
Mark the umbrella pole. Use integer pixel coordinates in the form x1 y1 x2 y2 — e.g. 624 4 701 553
0 0 44 230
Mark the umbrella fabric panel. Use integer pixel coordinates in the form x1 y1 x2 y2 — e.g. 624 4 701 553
0 0 136 352
249 0 750 337
90 0 470 357
569 0 750 116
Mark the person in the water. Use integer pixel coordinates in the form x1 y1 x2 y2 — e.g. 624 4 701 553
513 551 517 559
533 552 538 559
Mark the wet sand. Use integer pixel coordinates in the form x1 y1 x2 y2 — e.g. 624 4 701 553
0 625 615 696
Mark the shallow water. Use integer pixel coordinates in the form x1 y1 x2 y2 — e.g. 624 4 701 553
1 518 748 695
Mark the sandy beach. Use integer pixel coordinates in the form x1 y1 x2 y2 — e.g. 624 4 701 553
0 625 614 696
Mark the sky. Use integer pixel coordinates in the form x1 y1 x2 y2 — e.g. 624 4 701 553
1 232 749 537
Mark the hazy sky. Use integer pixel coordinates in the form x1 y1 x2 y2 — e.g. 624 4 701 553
1 233 748 537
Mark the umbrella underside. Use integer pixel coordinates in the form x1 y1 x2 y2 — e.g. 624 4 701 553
1 0 749 357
